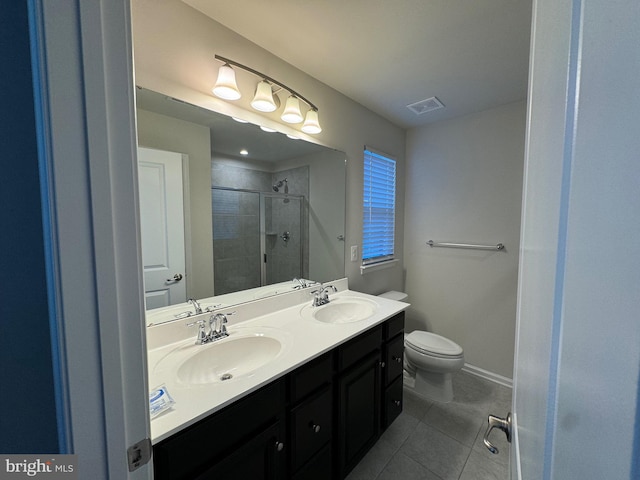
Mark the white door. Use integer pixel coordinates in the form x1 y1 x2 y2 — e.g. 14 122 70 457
138 147 187 309
485 0 640 478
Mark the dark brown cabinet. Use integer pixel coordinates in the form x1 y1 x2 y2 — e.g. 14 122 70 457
152 312 405 480
153 380 286 480
382 314 405 429
289 353 333 477
337 350 381 477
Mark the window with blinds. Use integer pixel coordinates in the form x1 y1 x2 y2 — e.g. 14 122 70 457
362 148 396 265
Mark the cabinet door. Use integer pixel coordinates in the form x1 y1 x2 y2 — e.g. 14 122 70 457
337 351 381 478
193 420 286 480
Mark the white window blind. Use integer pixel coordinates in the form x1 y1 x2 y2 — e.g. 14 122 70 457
362 148 396 265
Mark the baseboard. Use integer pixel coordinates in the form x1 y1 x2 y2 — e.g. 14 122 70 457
461 363 513 388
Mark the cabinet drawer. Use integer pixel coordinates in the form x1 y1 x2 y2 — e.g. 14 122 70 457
383 375 403 430
291 386 333 471
337 326 382 371
291 443 332 480
384 334 404 386
289 352 332 403
384 312 405 340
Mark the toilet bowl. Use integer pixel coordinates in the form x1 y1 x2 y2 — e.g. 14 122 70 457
404 331 464 403
378 291 465 403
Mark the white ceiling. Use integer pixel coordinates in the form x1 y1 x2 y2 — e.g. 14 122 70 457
183 0 533 129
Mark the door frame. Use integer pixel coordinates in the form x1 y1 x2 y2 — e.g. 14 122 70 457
31 0 151 478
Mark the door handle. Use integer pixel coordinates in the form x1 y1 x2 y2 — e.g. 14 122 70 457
166 273 183 283
483 412 512 454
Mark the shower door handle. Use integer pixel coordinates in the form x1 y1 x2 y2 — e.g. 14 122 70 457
483 412 512 454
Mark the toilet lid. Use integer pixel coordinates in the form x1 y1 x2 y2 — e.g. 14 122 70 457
406 331 463 357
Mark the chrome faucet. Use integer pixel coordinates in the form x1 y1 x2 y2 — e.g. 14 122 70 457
310 284 337 307
292 278 307 289
293 278 319 289
187 312 234 345
210 313 231 340
188 298 203 314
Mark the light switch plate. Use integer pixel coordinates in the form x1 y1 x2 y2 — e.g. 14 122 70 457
350 245 358 262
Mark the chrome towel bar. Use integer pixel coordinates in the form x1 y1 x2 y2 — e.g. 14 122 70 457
427 240 505 251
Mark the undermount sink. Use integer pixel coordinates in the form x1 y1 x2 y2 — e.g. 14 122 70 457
154 329 287 385
302 296 378 324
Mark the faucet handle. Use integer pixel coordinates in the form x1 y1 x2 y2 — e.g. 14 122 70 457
186 318 206 328
186 318 208 345
210 312 235 337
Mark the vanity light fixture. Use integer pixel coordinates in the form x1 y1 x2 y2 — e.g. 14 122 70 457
251 80 280 112
281 95 304 123
212 63 242 100
213 54 322 134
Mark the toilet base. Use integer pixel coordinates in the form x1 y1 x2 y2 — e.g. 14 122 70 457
403 369 455 403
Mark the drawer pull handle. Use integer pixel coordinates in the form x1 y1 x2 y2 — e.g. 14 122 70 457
392 356 402 363
379 361 386 368
275 441 284 452
393 400 401 407
309 422 321 433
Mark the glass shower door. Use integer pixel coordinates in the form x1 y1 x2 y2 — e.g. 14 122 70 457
262 193 305 286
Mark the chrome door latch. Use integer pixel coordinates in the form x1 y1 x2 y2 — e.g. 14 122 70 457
483 412 512 454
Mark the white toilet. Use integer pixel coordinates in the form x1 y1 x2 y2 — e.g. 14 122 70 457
378 291 465 403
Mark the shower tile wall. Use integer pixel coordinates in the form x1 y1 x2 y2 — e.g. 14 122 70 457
211 189 261 294
211 162 310 293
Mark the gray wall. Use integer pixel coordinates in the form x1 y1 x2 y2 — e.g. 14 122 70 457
131 0 406 296
404 101 526 379
137 109 215 299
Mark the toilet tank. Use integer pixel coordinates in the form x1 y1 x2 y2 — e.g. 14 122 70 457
378 291 408 302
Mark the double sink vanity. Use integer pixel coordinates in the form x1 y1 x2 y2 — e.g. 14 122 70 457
146 278 409 479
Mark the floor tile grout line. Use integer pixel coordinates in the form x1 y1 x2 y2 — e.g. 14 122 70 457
456 447 475 480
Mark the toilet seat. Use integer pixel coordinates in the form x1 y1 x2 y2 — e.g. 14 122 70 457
406 331 463 359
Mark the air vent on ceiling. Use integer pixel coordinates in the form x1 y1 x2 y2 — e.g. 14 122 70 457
406 96 445 115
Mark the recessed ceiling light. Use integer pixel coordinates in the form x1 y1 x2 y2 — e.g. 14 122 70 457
240 149 249 155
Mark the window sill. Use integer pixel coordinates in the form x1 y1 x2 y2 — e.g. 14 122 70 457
360 259 399 275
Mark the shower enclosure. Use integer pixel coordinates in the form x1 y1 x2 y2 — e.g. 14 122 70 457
211 187 306 295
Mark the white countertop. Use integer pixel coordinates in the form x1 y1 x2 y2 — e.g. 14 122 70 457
147 281 409 443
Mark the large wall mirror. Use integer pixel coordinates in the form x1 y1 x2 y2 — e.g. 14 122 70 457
135 88 346 317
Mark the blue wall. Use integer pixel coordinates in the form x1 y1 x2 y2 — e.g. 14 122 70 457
0 1 59 453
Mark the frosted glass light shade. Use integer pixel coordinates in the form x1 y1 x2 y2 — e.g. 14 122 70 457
301 109 322 134
251 81 278 112
281 96 303 123
212 64 241 100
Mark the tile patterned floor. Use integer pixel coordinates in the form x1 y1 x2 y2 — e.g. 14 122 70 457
346 371 512 480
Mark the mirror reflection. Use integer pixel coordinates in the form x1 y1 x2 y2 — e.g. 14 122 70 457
135 88 346 314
